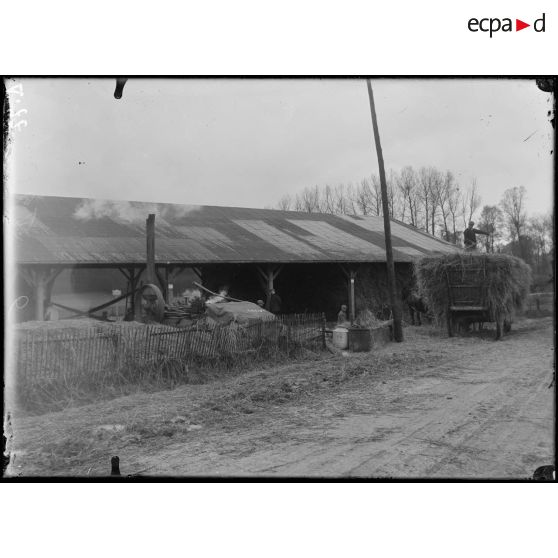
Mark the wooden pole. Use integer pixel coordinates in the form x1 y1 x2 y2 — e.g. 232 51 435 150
349 270 356 325
193 282 245 303
35 274 46 321
146 214 156 284
366 79 403 342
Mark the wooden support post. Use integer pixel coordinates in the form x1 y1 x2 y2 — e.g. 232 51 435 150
349 269 356 325
129 268 135 316
127 267 144 318
256 264 283 311
154 264 177 303
146 214 156 284
321 312 327 349
339 265 357 323
165 265 177 303
45 268 63 309
265 265 274 311
118 267 131 315
169 264 187 299
256 265 268 291
165 266 170 302
256 275 267 291
35 275 46 321
20 266 63 321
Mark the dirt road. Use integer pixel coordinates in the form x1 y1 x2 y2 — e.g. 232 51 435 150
138 318 554 478
7 318 555 478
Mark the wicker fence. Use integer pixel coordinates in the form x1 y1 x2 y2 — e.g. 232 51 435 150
14 314 325 387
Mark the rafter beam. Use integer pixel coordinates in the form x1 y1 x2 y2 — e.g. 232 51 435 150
191 266 203 281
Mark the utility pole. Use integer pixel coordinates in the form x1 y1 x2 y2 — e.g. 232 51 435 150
366 79 403 342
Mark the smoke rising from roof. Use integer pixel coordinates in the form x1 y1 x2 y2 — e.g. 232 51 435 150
73 199 201 223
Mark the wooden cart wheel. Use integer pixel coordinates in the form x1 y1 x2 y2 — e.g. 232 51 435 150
135 283 165 323
495 317 502 340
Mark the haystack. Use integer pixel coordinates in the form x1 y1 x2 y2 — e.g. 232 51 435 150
415 253 532 323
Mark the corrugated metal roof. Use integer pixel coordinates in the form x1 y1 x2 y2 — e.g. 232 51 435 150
12 195 459 265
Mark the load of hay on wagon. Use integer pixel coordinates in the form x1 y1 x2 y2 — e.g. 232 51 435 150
415 253 531 339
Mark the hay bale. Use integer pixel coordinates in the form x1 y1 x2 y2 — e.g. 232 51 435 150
415 253 531 323
355 264 414 318
355 308 384 328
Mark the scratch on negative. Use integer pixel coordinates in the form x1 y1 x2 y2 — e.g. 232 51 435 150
523 130 537 142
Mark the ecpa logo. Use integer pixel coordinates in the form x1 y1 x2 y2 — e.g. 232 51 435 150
468 13 546 37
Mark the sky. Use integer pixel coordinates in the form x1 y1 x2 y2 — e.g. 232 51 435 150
6 78 555 218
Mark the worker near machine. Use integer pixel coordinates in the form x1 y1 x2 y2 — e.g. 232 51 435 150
256 299 265 308
463 221 490 251
269 289 282 314
337 304 348 325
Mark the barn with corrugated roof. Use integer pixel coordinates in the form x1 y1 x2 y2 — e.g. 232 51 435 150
10 194 458 322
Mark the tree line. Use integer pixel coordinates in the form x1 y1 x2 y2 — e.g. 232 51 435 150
275 166 554 282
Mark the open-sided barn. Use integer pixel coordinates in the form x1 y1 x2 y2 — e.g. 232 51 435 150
10 194 459 321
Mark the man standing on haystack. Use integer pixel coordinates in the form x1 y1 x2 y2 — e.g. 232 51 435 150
463 221 490 251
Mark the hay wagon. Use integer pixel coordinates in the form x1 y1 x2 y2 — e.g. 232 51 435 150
445 262 512 339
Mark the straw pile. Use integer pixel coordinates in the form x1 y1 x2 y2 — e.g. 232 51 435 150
355 263 414 318
415 253 532 323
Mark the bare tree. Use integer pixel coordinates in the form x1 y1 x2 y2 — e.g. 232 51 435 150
274 165 483 245
396 166 419 226
371 174 384 216
297 185 322 213
276 194 293 211
445 172 463 244
320 184 335 214
432 171 450 240
500 186 527 242
386 170 399 218
527 213 553 270
478 205 504 253
418 166 441 234
461 179 482 228
332 183 348 214
345 182 359 216
430 169 444 235
354 178 374 215
293 192 304 212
